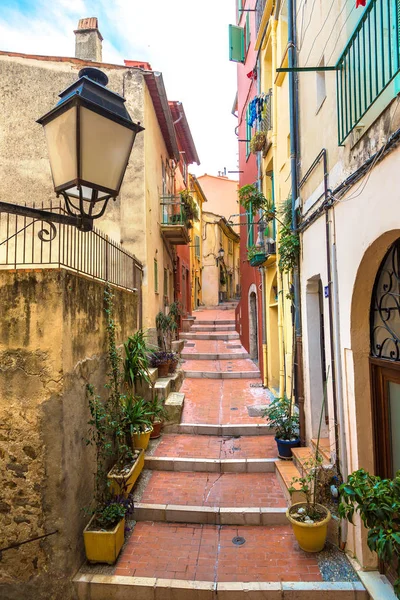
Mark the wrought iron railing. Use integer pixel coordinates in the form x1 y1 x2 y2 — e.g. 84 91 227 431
256 0 267 36
336 0 400 145
0 201 143 298
160 197 188 226
259 90 273 133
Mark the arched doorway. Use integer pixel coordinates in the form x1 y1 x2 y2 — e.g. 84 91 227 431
370 239 400 479
249 288 258 361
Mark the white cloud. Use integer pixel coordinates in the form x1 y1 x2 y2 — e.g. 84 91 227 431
0 0 239 177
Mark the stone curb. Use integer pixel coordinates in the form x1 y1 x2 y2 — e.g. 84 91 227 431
190 320 235 326
179 333 240 341
181 353 250 360
163 423 275 436
134 503 288 526
144 456 276 473
183 370 261 379
74 575 368 599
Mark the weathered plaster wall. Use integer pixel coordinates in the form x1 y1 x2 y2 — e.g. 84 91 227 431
0 269 138 599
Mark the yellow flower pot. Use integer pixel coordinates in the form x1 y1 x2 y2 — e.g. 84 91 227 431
83 515 125 564
133 426 153 450
286 502 331 553
108 449 144 496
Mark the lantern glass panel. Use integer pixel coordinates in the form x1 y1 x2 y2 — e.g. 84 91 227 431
80 107 135 194
65 185 110 201
43 106 77 189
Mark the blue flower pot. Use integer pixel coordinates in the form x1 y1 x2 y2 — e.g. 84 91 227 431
275 437 300 459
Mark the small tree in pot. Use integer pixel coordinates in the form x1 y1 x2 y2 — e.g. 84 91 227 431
262 395 300 458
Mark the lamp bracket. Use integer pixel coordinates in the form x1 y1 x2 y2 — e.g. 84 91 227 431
0 201 93 245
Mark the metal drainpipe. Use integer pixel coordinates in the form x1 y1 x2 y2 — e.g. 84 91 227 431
330 206 348 549
260 266 268 388
288 0 305 442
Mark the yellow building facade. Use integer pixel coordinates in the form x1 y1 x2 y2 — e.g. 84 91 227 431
254 0 293 397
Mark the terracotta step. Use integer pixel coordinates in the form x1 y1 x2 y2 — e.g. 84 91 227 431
135 470 287 509
311 437 331 462
291 446 330 476
180 332 240 341
275 460 306 505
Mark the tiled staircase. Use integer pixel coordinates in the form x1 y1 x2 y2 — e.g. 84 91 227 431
74 309 368 599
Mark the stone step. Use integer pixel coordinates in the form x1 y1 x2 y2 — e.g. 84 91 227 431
147 434 278 461
134 503 287 526
163 423 274 436
192 319 235 326
291 446 330 476
153 378 172 400
144 456 276 473
164 392 184 425
183 370 261 380
74 574 368 599
134 470 286 519
180 332 240 341
275 460 305 505
311 437 331 462
191 324 236 332
181 352 250 360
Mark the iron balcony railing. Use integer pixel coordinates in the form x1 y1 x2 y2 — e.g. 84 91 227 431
259 90 273 133
256 0 267 36
336 0 400 145
0 201 143 297
160 197 189 226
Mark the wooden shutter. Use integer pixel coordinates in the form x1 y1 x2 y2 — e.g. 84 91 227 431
229 25 245 63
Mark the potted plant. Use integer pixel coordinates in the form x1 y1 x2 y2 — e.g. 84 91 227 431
149 349 171 377
123 329 152 391
83 495 134 565
238 184 274 218
84 385 136 563
156 311 177 351
339 469 400 596
247 245 267 267
167 351 179 374
287 452 331 553
122 395 153 451
250 131 266 153
148 395 168 439
262 395 300 458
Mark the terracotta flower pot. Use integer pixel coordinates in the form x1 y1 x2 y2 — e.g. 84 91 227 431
150 420 163 439
157 362 170 377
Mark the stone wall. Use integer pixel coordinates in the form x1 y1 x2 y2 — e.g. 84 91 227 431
0 269 138 600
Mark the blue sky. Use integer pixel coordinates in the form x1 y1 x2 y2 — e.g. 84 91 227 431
0 0 239 177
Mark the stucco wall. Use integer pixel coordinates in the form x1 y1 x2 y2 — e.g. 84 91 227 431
0 269 138 599
197 175 239 231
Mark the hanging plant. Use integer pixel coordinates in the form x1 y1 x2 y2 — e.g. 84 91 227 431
278 226 300 273
180 190 199 223
250 131 266 154
238 184 274 218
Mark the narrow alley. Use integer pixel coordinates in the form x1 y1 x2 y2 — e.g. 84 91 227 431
76 306 363 595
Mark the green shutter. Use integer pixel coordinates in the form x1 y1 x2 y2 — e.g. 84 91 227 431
229 25 245 63
246 13 251 52
154 259 158 294
238 0 243 22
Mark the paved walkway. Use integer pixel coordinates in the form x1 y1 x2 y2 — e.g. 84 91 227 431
113 308 326 585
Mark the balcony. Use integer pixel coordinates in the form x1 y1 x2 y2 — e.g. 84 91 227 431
160 195 191 245
336 0 400 145
248 241 276 267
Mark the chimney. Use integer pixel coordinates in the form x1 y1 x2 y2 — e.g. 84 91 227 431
74 18 103 63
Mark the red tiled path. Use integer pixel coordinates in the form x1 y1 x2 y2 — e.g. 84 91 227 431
141 472 286 507
183 339 246 354
152 434 277 459
115 522 323 582
181 378 267 424
194 309 236 322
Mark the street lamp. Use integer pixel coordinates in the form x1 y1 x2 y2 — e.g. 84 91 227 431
0 67 144 234
218 247 225 261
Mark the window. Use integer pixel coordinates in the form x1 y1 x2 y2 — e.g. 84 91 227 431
154 259 158 294
163 268 168 299
228 239 233 255
316 57 326 113
195 235 200 259
229 25 245 63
